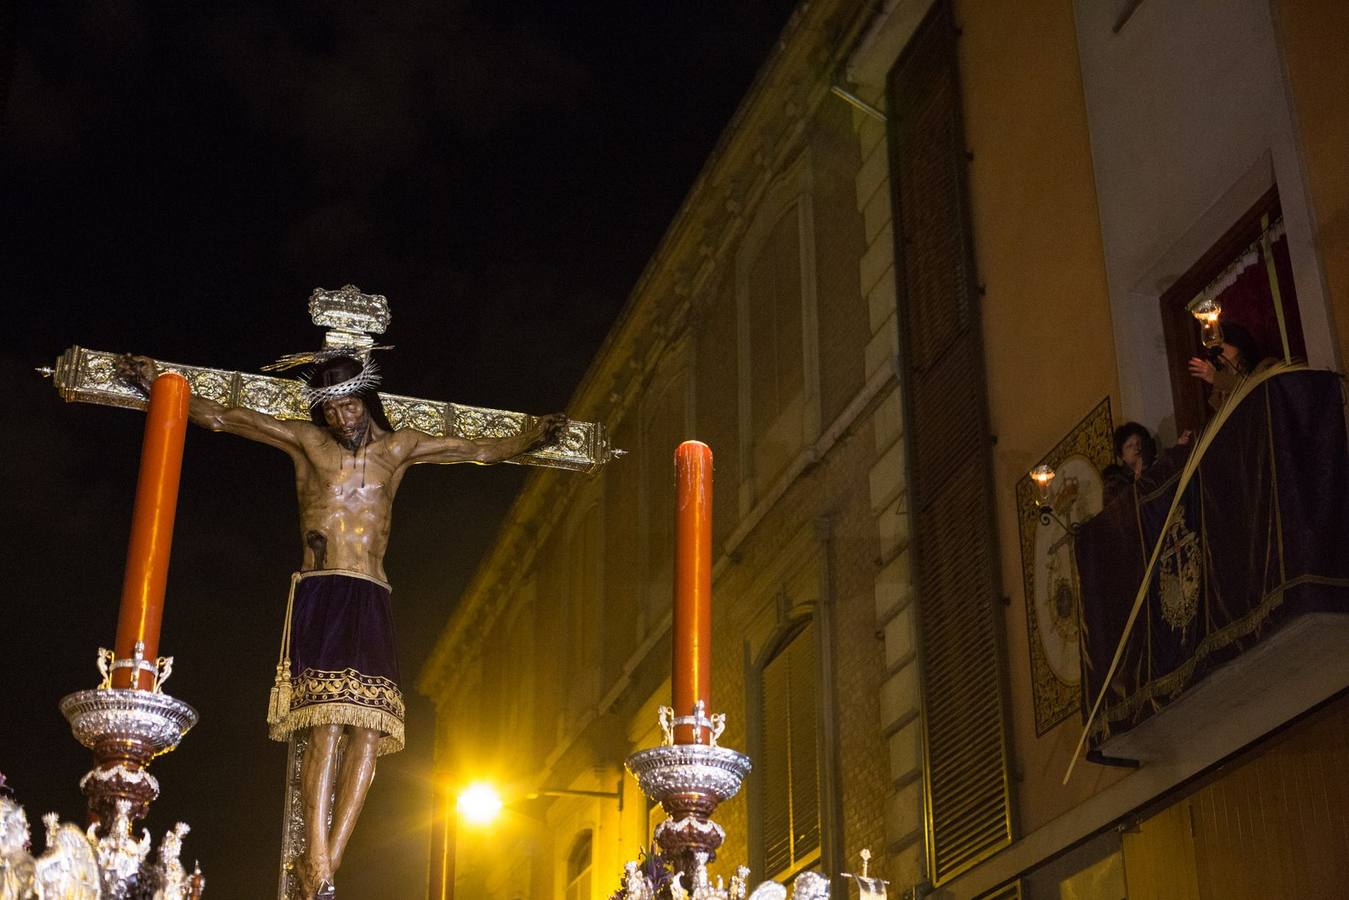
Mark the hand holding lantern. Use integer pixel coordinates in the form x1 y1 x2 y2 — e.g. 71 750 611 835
1191 297 1224 354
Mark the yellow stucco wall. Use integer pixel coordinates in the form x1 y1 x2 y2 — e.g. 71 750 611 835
953 0 1126 833
1276 0 1349 365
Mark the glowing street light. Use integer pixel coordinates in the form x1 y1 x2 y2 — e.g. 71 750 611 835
456 782 504 826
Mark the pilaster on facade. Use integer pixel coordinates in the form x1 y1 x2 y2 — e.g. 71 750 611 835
848 6 928 881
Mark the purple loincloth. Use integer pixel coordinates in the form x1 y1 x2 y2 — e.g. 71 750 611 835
268 570 405 756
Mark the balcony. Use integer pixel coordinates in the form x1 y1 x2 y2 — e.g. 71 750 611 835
1076 368 1349 764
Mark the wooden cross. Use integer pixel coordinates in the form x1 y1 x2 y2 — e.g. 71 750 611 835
41 285 622 474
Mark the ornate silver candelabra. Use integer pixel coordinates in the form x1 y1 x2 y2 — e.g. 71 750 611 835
0 646 205 899
621 705 888 900
622 704 832 900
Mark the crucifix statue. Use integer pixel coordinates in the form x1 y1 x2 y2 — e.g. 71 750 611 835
43 285 622 900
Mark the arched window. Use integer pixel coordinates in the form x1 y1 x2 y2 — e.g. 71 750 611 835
757 619 821 879
565 829 592 900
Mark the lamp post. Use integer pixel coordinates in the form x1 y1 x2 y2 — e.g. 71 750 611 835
431 782 503 900
428 780 455 900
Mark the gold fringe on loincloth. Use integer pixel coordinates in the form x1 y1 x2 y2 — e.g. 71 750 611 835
267 666 406 756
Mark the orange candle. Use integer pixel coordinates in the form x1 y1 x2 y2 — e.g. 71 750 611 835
112 372 189 689
673 441 713 742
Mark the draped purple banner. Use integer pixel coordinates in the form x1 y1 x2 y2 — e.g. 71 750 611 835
1077 370 1349 744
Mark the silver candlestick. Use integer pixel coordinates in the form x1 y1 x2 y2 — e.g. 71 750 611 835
626 704 751 880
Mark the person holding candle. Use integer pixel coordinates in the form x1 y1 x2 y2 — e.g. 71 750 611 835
1186 321 1277 411
117 353 565 900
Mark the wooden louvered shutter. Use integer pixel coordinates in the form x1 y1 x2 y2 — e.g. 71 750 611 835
787 623 820 860
761 649 793 875
887 0 1013 886
760 620 821 878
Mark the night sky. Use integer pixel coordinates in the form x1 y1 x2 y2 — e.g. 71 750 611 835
1 3 797 896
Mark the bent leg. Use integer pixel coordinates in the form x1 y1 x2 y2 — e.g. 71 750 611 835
328 726 380 874
301 724 343 892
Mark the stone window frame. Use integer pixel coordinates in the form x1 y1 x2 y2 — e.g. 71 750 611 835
746 600 825 884
564 828 593 900
734 151 822 515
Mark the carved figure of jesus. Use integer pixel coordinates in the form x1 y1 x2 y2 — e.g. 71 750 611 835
119 353 565 899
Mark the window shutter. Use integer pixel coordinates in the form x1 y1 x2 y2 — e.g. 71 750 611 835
761 647 793 876
788 621 820 859
887 0 1013 886
759 620 821 878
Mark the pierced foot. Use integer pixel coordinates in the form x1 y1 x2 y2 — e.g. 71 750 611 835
314 881 336 900
296 853 331 900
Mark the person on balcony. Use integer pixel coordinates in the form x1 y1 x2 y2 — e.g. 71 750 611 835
1102 422 1195 504
1103 422 1157 501
1186 321 1276 411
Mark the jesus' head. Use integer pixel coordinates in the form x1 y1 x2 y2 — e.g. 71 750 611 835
306 356 393 450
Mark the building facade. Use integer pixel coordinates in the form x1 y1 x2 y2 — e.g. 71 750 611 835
420 1 1349 897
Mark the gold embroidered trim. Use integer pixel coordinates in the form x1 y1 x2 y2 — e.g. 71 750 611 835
267 667 406 756
1094 573 1349 739
290 667 404 716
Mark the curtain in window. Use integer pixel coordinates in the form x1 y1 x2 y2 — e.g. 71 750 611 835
1189 219 1304 363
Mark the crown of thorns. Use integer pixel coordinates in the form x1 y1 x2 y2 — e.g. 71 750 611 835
263 345 391 409
300 358 382 408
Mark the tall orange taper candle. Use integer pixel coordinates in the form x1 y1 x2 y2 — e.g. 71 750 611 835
673 440 713 743
112 372 190 689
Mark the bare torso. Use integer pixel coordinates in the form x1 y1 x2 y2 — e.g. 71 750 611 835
292 427 411 582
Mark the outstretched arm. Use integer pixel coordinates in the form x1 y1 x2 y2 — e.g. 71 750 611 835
116 354 308 454
400 413 568 466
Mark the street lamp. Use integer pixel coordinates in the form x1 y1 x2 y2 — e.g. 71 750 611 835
457 782 504 826
431 780 504 900
430 778 624 899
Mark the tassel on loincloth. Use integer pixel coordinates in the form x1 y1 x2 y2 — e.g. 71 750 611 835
267 660 292 725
